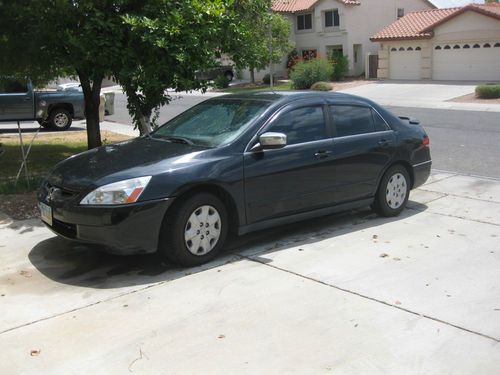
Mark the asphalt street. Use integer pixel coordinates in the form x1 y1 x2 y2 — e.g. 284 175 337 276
107 92 500 179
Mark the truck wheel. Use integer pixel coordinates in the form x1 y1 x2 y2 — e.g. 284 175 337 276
224 71 234 82
49 108 72 131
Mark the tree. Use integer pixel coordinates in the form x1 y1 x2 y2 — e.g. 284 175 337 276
227 1 293 83
1 1 274 147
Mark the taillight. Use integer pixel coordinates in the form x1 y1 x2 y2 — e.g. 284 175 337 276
423 136 430 147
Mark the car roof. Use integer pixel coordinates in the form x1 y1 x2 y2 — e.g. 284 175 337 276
217 90 372 105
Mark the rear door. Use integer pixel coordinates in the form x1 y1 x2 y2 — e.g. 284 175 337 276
330 104 395 203
244 102 336 224
0 78 34 121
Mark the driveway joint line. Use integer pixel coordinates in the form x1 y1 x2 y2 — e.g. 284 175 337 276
407 205 500 227
431 169 500 182
242 255 500 344
418 188 500 205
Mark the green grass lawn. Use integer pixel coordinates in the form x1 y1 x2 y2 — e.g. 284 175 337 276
0 131 130 193
221 82 292 94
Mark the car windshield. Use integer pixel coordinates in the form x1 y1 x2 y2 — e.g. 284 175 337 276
152 98 271 147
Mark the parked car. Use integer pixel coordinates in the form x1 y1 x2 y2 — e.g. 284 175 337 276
0 77 85 130
196 65 234 81
38 92 431 266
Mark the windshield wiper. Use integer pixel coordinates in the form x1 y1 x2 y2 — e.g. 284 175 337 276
155 135 194 145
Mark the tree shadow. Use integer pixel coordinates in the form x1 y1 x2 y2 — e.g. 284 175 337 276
28 203 426 289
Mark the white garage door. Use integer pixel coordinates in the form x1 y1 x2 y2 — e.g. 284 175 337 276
433 42 500 81
389 48 421 80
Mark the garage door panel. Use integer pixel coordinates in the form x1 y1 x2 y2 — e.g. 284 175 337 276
433 45 500 81
390 51 421 80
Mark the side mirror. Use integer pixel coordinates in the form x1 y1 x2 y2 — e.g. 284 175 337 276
253 132 287 151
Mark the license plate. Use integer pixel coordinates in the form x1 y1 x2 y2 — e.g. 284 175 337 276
39 202 53 226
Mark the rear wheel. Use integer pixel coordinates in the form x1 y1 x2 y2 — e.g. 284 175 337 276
37 119 50 128
224 71 234 82
158 193 228 267
373 165 410 217
48 108 72 131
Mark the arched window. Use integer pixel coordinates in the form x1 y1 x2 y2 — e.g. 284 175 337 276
483 43 491 48
391 47 397 51
463 44 470 49
435 46 442 50
399 47 405 51
494 43 500 47
473 44 480 48
444 45 451 49
453 45 460 49
415 46 421 51
407 47 413 51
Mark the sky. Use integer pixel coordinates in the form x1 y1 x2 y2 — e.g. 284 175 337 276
430 0 485 7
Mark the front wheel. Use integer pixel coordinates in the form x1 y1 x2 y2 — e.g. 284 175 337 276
158 193 228 267
48 108 72 131
373 165 410 217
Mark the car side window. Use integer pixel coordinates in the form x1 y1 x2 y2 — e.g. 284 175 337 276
372 109 390 131
0 78 28 94
268 106 327 145
330 105 375 137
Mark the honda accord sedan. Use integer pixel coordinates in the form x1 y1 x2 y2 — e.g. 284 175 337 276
38 92 431 266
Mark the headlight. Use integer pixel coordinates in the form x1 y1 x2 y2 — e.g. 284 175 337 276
80 176 152 205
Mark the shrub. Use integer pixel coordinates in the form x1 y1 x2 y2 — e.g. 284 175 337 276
290 59 333 90
286 48 300 77
476 84 500 99
213 74 230 89
262 73 276 85
330 52 349 81
311 81 333 91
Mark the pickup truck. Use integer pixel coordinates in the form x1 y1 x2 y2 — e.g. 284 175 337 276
196 65 234 82
0 78 85 130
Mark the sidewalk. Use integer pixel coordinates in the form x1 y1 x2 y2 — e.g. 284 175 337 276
1 171 499 374
339 81 500 112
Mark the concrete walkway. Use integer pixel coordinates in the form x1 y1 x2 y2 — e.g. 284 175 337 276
1 171 499 374
339 81 500 112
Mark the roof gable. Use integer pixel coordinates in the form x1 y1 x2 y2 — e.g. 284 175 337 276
371 3 500 41
272 0 360 14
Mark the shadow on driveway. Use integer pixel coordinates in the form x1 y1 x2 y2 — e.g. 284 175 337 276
28 203 427 289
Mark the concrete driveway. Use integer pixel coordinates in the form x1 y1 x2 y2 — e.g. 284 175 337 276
1 171 499 374
340 81 500 112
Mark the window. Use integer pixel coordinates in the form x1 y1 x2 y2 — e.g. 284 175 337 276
444 45 451 49
372 110 389 132
297 13 313 31
415 46 421 51
463 44 470 49
330 105 375 137
473 44 480 48
407 47 414 51
0 78 28 94
453 45 460 49
484 43 491 48
301 49 317 60
435 46 442 50
269 107 326 145
324 10 340 28
397 8 404 18
391 47 397 51
398 47 405 51
495 43 500 47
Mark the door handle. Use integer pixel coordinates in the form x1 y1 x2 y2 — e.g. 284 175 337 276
378 139 391 148
314 150 332 159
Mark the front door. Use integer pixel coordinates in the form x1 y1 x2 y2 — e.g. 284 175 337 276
244 104 336 224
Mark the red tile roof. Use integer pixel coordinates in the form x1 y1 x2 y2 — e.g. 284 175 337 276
371 4 500 41
272 0 360 13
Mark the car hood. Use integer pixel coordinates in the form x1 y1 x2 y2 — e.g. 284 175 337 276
47 137 209 191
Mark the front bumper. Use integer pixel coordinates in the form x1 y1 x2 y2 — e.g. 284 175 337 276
38 185 173 255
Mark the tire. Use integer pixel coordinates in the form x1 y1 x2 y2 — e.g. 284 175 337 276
48 108 72 131
224 71 234 82
373 164 410 217
158 193 228 267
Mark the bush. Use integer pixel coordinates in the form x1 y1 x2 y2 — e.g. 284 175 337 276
262 73 276 85
330 52 349 81
290 59 333 90
476 84 500 99
311 81 333 91
286 48 300 77
213 75 230 89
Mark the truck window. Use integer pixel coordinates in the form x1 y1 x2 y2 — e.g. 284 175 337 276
0 78 29 94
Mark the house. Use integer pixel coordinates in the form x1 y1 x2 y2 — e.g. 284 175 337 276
242 0 434 81
371 3 500 81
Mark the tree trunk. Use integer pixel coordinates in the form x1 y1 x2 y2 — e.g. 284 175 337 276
79 72 103 149
138 113 152 135
250 68 255 84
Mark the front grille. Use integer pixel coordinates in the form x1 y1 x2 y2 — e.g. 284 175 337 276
51 218 77 239
44 181 79 200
